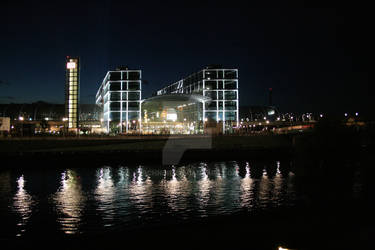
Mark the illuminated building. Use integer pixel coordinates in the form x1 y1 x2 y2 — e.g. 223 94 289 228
96 65 239 134
145 65 239 134
96 67 142 133
65 56 80 131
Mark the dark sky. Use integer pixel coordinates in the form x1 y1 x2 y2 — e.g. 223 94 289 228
1 0 371 115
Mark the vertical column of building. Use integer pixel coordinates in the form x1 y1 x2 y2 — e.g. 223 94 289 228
65 56 80 132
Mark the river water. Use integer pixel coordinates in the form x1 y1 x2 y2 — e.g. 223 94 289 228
0 160 302 239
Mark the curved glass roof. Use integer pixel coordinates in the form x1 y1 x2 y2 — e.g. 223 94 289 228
142 94 211 108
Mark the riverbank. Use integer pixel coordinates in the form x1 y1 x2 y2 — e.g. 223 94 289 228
1 131 372 168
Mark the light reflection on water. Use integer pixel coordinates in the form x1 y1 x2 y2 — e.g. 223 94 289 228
53 170 85 234
1 161 300 238
13 175 36 237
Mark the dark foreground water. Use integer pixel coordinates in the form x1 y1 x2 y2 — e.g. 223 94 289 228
0 159 372 249
0 161 297 238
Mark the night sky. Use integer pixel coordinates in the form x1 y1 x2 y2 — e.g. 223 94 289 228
1 1 371 115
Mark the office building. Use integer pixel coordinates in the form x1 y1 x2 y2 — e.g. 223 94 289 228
96 65 238 134
96 67 142 133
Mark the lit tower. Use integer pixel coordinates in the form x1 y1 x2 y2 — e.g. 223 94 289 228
65 56 80 131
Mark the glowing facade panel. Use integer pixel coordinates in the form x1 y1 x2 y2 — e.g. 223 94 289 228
96 68 142 133
65 57 80 129
154 66 239 131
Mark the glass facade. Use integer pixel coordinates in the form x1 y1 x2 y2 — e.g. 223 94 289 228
155 67 239 132
65 57 80 129
96 68 141 133
96 66 238 134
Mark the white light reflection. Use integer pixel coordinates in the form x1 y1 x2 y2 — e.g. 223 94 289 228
240 162 254 208
197 163 211 216
258 165 271 208
54 170 86 235
128 166 153 210
13 175 35 237
95 167 115 226
163 166 189 213
271 161 283 206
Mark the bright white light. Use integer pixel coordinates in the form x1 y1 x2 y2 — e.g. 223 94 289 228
345 113 348 117
66 62 76 69
18 116 24 121
320 114 323 118
45 117 49 121
166 113 177 122
266 120 269 124
355 112 358 116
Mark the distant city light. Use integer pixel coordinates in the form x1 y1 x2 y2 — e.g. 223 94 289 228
345 113 348 117
355 112 359 116
320 114 323 118
18 116 24 121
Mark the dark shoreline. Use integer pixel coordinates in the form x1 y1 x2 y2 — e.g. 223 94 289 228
0 147 294 170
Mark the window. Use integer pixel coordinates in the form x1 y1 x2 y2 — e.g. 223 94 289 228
224 91 237 100
205 81 216 90
205 70 216 79
128 111 139 121
128 101 139 111
204 91 217 99
109 82 121 91
217 81 224 90
225 111 237 121
224 70 237 79
225 101 237 110
224 81 237 90
109 72 121 80
128 82 140 90
110 92 121 101
110 112 120 121
128 92 140 100
128 71 140 80
218 71 223 79
205 101 217 111
218 101 224 110
218 91 223 100
205 112 217 122
110 102 121 111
